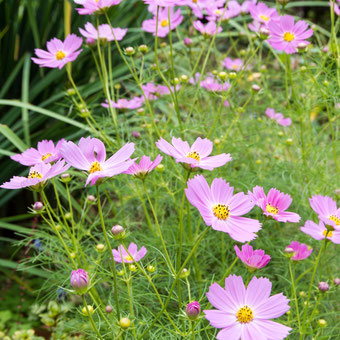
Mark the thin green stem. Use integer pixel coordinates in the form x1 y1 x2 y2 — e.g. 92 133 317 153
289 260 302 332
82 296 104 340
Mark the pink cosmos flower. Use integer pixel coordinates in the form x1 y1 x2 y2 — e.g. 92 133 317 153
79 22 127 44
70 269 89 294
0 160 70 190
248 186 300 223
240 0 257 15
193 21 222 36
309 195 340 229
74 0 122 15
287 241 312 261
141 83 173 100
268 15 314 54
101 97 144 110
265 108 291 126
112 242 147 263
60 137 135 186
124 155 163 178
32 34 82 69
300 220 340 244
156 137 231 170
248 20 263 33
10 139 64 166
330 0 340 16
204 275 291 340
181 0 210 19
222 57 245 71
185 175 261 242
249 2 279 25
200 76 230 92
142 7 183 38
234 244 271 271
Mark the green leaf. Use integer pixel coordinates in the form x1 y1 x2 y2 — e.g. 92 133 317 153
0 259 50 278
0 124 28 152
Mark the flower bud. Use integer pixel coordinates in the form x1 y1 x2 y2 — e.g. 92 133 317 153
66 88 76 96
55 224 62 231
125 47 135 56
184 37 192 46
156 164 165 172
297 42 307 53
323 80 329 87
252 84 261 93
65 212 72 220
61 173 71 183
111 225 125 240
286 138 293 146
117 269 125 276
285 246 294 258
79 108 90 118
214 139 221 145
82 305 94 316
180 268 190 279
132 130 141 138
259 27 270 40
71 269 89 295
318 281 329 292
255 159 262 165
278 131 284 137
33 201 44 212
318 319 327 327
180 74 189 83
300 66 307 73
105 305 113 313
96 244 105 252
119 317 131 329
240 49 246 56
160 42 167 48
334 278 340 286
87 195 96 203
212 69 218 75
186 301 201 320
147 265 156 273
278 0 290 5
173 77 179 85
299 291 306 297
218 71 227 81
138 44 148 54
129 264 137 272
229 72 237 79
137 108 145 116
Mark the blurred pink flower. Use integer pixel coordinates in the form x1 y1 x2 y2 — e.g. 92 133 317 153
287 241 312 261
112 242 147 263
156 136 231 170
248 186 300 223
309 195 340 230
200 76 230 92
204 275 291 339
268 15 313 54
234 244 271 271
222 57 245 71
1 161 70 190
142 7 183 37
141 83 178 100
265 108 291 126
60 137 134 186
32 34 82 69
330 0 340 16
249 2 279 25
101 97 144 109
79 22 127 43
11 139 64 166
301 220 340 244
193 21 222 36
74 0 122 15
124 155 163 178
185 175 261 242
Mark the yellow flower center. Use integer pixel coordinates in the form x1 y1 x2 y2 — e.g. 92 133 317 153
260 14 269 22
160 19 169 27
322 230 333 238
89 161 102 173
55 51 66 60
329 215 340 226
187 151 200 162
236 305 254 323
283 32 295 42
213 204 230 220
124 255 133 262
266 203 279 215
28 171 43 179
41 153 52 161
192 0 197 3
232 64 239 70
215 10 221 15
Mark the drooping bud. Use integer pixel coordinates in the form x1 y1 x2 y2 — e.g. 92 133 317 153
186 301 201 320
119 317 131 329
318 281 329 292
70 269 89 295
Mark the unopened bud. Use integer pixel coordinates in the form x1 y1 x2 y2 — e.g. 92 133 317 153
318 319 327 327
129 264 137 272
259 27 270 40
111 225 125 240
299 291 306 297
218 71 227 81
181 74 189 83
229 72 237 79
61 173 71 183
180 268 190 279
297 42 307 53
138 44 148 54
334 278 340 286
252 84 261 93
114 84 121 90
137 108 145 116
87 195 96 203
33 201 44 212
286 138 293 146
65 212 72 220
214 139 221 145
255 159 262 165
186 301 201 320
318 282 329 292
105 305 113 313
156 164 165 172
184 37 192 46
125 47 135 56
147 265 156 273
96 244 105 252
132 130 141 138
160 42 167 48
119 317 131 329
66 88 76 96
82 305 94 316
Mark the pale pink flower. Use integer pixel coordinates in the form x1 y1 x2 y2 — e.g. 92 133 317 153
265 108 291 126
11 139 64 166
74 0 122 15
268 15 314 54
79 22 127 44
193 21 222 36
200 76 230 92
222 57 245 71
156 137 231 170
249 2 279 25
204 275 291 340
248 186 300 223
301 220 340 244
60 137 135 186
32 34 82 69
309 195 340 230
330 0 340 16
101 97 144 110
185 175 261 242
142 7 183 38
287 241 312 261
234 244 271 271
124 155 163 179
0 161 70 190
112 242 147 263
